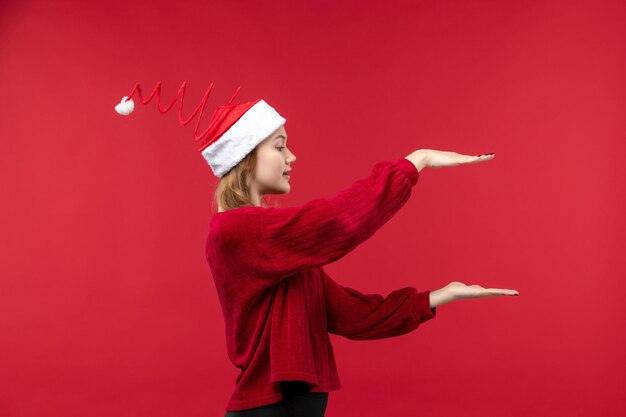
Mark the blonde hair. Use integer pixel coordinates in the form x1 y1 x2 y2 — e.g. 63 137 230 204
212 147 278 212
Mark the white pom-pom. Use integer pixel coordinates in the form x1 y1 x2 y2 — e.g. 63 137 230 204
115 96 135 115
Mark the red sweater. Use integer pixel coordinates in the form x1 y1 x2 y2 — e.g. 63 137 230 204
205 157 437 412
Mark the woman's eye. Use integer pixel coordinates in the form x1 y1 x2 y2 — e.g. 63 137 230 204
277 147 285 151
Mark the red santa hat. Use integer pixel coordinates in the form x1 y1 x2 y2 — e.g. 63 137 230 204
114 81 286 178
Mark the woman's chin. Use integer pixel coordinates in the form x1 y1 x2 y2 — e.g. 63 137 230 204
264 183 290 195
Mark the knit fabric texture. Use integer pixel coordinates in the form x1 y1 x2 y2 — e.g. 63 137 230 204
205 157 437 412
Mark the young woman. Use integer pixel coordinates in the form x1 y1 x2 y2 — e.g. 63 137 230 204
206 124 519 417
115 84 516 417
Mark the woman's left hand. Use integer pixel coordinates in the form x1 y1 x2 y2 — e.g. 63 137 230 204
446 281 519 300
429 281 519 308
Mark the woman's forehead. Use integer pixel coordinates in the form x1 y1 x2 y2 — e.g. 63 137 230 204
273 128 287 141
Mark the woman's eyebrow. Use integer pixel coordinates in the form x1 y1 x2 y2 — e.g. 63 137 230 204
274 135 287 142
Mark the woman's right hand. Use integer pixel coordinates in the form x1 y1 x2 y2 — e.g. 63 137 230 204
406 149 495 171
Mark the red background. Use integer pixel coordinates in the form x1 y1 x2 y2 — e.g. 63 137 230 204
1 0 625 416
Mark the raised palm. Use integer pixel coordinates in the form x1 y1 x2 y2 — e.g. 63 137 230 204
423 149 495 168
445 281 518 301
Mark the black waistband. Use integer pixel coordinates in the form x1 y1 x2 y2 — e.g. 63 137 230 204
280 381 328 397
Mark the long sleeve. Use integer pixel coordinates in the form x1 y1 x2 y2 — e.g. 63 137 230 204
321 267 436 340
251 157 420 282
205 158 428 411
